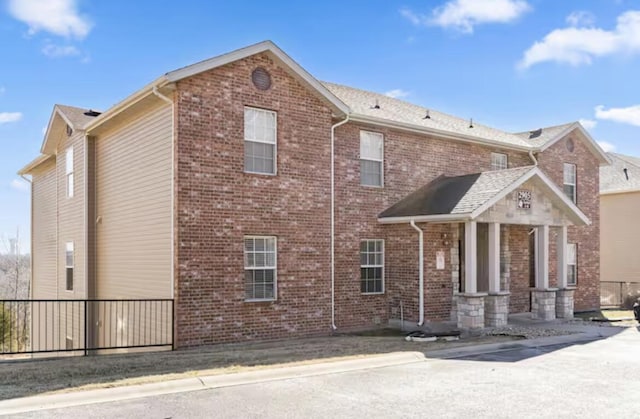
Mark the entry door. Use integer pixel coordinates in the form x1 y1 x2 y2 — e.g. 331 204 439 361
476 224 489 292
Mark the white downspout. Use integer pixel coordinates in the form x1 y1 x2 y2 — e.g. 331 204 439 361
410 220 424 326
331 114 349 330
528 150 538 166
152 87 175 300
20 174 33 299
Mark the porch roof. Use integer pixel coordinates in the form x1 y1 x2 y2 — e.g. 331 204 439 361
378 166 590 226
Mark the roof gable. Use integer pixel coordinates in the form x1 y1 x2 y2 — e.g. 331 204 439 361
600 152 640 195
379 166 589 226
165 41 350 117
534 122 610 165
41 104 100 154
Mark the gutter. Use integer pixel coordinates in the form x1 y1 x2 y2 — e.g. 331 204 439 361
151 87 175 300
409 220 425 327
348 114 532 153
330 114 350 330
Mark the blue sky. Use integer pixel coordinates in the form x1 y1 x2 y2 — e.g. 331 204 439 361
1 0 640 251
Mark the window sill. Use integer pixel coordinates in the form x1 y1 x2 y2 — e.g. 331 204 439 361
360 184 384 189
244 298 276 303
361 292 385 296
244 170 277 177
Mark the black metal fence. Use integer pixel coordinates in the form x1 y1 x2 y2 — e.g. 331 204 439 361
600 281 640 309
0 299 174 356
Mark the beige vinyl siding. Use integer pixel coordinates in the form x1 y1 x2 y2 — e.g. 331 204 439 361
94 103 172 299
31 159 57 299
601 192 640 282
57 131 86 298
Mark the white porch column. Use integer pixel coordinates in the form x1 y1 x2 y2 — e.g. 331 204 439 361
556 225 568 289
464 221 477 294
488 222 500 294
535 225 549 290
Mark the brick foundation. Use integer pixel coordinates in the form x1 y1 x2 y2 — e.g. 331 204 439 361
457 294 486 329
556 288 575 319
485 293 510 327
531 289 557 320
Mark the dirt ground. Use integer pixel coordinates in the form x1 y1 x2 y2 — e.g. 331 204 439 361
0 332 521 401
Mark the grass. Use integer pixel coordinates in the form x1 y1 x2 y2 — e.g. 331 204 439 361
0 333 518 401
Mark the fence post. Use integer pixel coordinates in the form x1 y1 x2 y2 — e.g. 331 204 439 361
84 300 88 356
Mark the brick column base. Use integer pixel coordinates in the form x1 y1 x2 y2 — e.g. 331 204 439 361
556 288 575 319
485 292 510 327
457 293 487 329
531 289 557 320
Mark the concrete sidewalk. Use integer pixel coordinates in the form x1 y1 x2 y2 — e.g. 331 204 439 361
0 321 626 416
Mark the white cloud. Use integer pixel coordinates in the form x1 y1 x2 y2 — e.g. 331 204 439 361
400 8 423 26
519 10 640 69
595 104 640 126
579 118 598 129
566 11 596 28
0 112 22 124
7 0 92 39
402 0 531 33
42 43 81 58
385 89 410 99
10 179 30 192
597 141 616 152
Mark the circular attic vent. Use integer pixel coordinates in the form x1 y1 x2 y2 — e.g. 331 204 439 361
251 67 272 91
566 137 575 152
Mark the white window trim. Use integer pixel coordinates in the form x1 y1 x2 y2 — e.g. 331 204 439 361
65 242 74 292
567 242 577 286
491 152 508 171
360 130 384 188
66 146 74 198
564 163 577 203
360 239 385 295
244 106 277 176
244 235 278 302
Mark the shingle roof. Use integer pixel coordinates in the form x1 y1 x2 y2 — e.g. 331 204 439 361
323 82 547 150
513 122 575 148
600 152 640 194
379 166 533 219
56 104 101 129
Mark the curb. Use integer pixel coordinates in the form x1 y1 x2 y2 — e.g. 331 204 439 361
0 352 426 415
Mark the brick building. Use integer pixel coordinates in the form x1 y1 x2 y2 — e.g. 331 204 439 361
20 41 609 348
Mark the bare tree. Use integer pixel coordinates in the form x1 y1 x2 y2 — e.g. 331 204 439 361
0 230 31 351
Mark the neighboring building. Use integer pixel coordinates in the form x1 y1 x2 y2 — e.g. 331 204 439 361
600 153 640 305
19 41 609 348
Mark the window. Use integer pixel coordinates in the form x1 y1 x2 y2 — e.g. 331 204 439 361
567 243 577 286
66 147 74 198
244 107 276 174
360 131 383 187
65 242 74 291
244 236 277 301
360 240 384 294
491 152 508 170
563 163 576 203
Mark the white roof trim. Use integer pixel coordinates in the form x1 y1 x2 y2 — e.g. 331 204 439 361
378 214 472 224
538 122 611 165
40 105 78 154
349 114 532 152
470 167 591 225
600 188 640 196
165 40 350 116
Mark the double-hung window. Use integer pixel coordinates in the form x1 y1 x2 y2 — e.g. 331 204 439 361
66 147 74 198
567 243 577 286
360 240 384 294
244 236 277 301
244 107 277 175
563 163 576 203
491 152 508 170
65 242 74 291
360 131 384 187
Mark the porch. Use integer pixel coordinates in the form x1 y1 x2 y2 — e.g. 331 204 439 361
378 166 589 330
